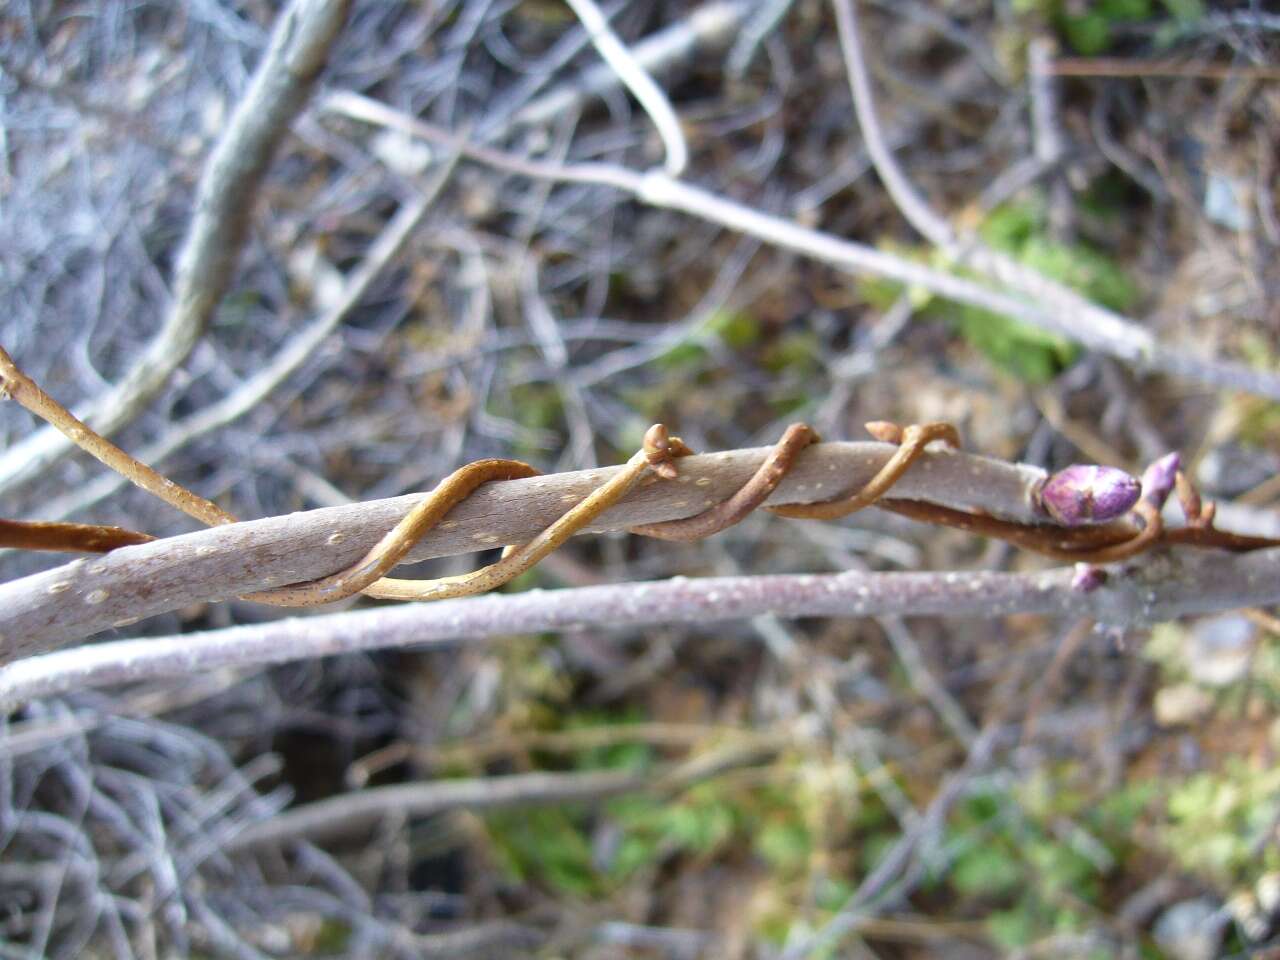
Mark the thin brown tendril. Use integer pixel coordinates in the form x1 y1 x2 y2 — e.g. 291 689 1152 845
0 346 235 528
632 423 819 541
1057 500 1164 563
767 421 960 521
0 347 692 606
1174 469 1218 530
6 340 1280 606
325 425 684 603
880 496 1280 559
875 498 1142 560
0 518 155 554
246 459 541 606
1163 526 1279 551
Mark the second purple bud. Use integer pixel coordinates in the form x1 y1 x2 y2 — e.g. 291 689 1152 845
1038 464 1141 526
1139 452 1181 508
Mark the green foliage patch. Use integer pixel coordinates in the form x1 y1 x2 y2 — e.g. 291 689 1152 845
1013 0 1205 54
858 199 1138 383
934 775 1158 950
953 201 1136 383
479 729 874 905
1165 762 1280 885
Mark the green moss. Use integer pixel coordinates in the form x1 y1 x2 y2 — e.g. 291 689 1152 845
1058 0 1154 55
667 791 738 852
988 905 1039 948
654 340 708 371
512 0 575 24
1228 338 1280 448
1159 0 1204 22
951 844 1025 898
502 381 564 452
1025 0 1202 54
762 332 822 376
1235 399 1280 449
1164 762 1280 885
856 274 908 313
951 306 1080 383
945 199 1138 382
852 200 1141 383
754 818 813 872
770 392 814 418
706 309 762 350
564 711 655 773
486 806 599 896
926 774 1161 950
481 714 746 893
311 919 352 954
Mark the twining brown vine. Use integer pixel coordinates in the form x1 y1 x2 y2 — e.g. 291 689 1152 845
1 345 1276 610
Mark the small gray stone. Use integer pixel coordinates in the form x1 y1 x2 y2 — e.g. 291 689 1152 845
1153 684 1214 727
1153 898 1226 960
1204 173 1250 232
1186 615 1257 688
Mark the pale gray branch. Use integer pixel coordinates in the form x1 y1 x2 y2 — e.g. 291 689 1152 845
326 93 1280 400
563 0 689 175
29 153 461 527
232 769 647 850
512 0 750 129
3 547 1277 712
2 4 738 526
0 0 350 496
228 738 773 850
0 440 1043 661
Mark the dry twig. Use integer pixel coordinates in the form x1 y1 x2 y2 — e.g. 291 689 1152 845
0 0 351 497
323 91 1280 400
5 547 1280 711
0 436 1043 660
229 738 776 850
562 0 688 175
1 339 1275 661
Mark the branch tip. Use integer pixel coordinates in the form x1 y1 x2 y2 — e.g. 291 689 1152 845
1140 453 1181 508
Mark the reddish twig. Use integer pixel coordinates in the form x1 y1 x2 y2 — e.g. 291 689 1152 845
0 518 154 554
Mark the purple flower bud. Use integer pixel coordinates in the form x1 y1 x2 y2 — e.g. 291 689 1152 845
1071 563 1107 593
1139 452 1181 509
1038 465 1141 526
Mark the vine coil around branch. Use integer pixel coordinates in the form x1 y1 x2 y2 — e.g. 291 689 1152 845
2 345 1278 612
